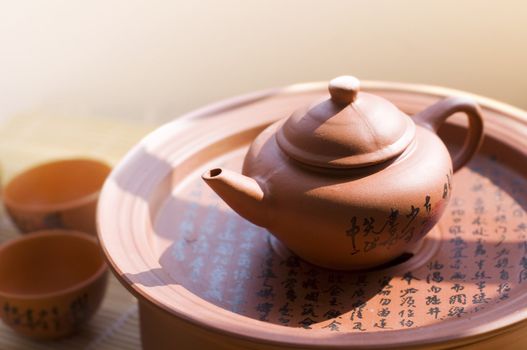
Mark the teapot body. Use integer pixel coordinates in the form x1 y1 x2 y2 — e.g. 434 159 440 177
243 120 453 270
203 76 484 270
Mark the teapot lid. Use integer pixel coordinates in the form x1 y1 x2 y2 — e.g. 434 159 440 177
276 76 416 169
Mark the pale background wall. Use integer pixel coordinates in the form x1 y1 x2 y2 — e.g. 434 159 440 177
0 0 526 124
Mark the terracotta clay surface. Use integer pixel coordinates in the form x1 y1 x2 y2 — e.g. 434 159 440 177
97 82 527 349
203 76 484 270
4 158 111 235
0 230 108 340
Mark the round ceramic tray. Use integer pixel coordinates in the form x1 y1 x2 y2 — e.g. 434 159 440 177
98 81 527 349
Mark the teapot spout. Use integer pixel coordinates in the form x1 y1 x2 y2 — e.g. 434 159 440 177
202 168 267 227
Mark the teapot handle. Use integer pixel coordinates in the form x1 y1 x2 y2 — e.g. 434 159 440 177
413 96 484 172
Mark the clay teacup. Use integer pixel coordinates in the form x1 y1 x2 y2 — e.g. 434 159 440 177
3 159 111 235
0 230 108 340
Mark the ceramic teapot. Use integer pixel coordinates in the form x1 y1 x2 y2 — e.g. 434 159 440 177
202 76 484 270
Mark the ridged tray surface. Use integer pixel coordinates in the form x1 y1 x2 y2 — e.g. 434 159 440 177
98 82 527 348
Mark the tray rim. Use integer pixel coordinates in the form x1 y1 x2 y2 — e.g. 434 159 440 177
97 81 527 349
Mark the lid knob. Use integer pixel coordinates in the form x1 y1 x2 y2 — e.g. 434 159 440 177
328 75 360 106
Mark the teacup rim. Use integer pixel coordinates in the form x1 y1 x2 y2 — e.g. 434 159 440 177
0 229 108 300
2 157 110 213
